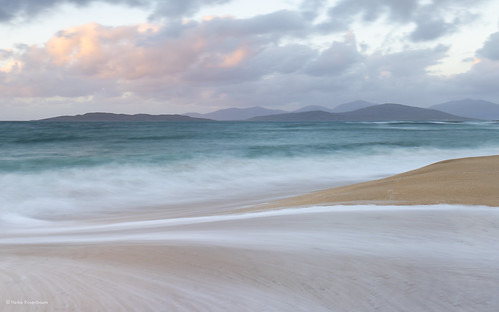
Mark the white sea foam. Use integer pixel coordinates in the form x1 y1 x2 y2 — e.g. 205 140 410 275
1 146 499 223
2 204 498 312
2 205 498 263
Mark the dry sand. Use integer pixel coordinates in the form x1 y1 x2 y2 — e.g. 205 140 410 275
251 154 499 210
1 155 499 311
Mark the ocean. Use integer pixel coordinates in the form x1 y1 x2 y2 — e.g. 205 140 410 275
1 120 499 223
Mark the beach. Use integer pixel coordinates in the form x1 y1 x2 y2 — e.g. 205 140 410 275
2 155 499 311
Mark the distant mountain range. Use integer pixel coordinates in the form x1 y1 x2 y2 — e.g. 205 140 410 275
38 112 210 122
293 105 334 113
430 99 499 120
192 99 498 121
189 101 378 120
249 104 469 122
185 106 286 121
35 99 499 122
331 100 376 113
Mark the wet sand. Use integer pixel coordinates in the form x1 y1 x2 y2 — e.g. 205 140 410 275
2 156 499 311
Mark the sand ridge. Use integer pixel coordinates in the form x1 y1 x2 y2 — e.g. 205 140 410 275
254 155 499 210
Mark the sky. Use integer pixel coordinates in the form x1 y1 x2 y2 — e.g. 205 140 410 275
1 0 499 120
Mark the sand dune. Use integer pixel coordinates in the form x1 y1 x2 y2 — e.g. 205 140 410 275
2 155 499 311
256 155 499 209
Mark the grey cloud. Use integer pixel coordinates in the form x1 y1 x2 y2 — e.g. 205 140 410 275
143 9 310 44
147 10 313 82
183 42 315 84
409 17 456 42
299 0 327 20
168 34 454 108
450 58 499 102
330 0 418 23
477 32 499 61
316 0 419 34
409 7 478 42
1 68 116 98
149 0 231 20
202 10 309 38
365 45 449 78
0 48 14 59
0 0 233 22
452 31 499 99
240 44 453 108
158 12 315 83
320 0 485 41
263 44 317 74
0 0 148 22
305 35 361 76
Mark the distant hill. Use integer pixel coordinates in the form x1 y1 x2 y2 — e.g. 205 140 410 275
293 100 375 113
332 100 376 113
185 101 377 119
294 105 333 113
185 106 287 121
347 104 469 121
249 104 471 122
430 99 499 120
38 112 211 122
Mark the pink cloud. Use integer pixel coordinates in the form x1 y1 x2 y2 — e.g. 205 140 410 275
0 19 269 99
44 23 169 79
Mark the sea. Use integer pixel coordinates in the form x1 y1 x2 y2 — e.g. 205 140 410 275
1 120 499 224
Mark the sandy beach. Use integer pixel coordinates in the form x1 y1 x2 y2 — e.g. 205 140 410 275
2 155 499 311
252 155 499 210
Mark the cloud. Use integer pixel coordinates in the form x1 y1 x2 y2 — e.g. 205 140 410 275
0 23 159 97
305 32 362 76
207 10 307 37
330 0 418 23
317 0 418 32
477 31 499 61
409 17 457 42
0 11 312 99
149 0 232 20
299 0 328 20
366 45 449 79
182 41 315 84
0 0 150 22
449 31 499 100
319 0 484 42
0 0 235 23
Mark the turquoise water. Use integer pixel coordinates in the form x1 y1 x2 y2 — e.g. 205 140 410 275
1 121 499 221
